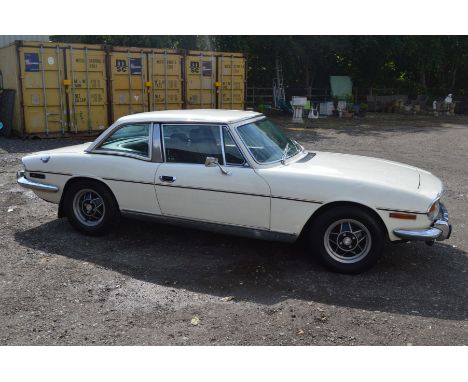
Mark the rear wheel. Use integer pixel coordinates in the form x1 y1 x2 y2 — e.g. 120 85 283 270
308 206 385 274
64 180 119 236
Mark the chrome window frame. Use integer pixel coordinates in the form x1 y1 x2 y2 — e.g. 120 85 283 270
152 124 163 163
221 125 249 167
235 116 304 165
86 122 155 162
160 123 250 167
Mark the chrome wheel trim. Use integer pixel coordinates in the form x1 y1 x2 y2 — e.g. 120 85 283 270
72 188 105 227
323 219 372 264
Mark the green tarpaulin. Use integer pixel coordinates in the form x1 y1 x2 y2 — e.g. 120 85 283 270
330 76 353 99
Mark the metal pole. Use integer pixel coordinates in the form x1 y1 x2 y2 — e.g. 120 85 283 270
85 48 92 133
128 51 132 114
56 46 64 135
141 51 145 112
40 45 49 135
220 56 224 109
70 46 78 133
164 50 168 110
211 55 214 108
199 53 203 108
243 57 247 110
152 51 155 111
231 55 234 109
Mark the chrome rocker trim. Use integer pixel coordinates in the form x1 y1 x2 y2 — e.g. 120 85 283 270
16 171 59 193
121 209 298 243
393 202 451 241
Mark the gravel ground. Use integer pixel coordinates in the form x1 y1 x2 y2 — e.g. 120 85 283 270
0 113 467 345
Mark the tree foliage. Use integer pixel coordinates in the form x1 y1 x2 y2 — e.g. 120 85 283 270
51 35 468 95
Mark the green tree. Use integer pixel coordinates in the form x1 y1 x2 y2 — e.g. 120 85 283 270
50 35 468 95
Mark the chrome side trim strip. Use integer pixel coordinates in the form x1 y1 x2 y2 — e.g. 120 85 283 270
120 210 298 243
27 170 73 176
103 177 154 186
272 195 322 204
87 149 152 162
377 207 426 215
154 183 323 203
154 182 270 198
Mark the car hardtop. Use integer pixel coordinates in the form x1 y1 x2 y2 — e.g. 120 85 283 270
115 109 263 126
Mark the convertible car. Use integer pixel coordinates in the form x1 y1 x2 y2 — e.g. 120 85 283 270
17 110 451 273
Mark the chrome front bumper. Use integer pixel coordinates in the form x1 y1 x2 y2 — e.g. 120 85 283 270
393 202 451 241
16 170 59 192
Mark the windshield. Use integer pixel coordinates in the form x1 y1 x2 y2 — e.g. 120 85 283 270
237 118 301 164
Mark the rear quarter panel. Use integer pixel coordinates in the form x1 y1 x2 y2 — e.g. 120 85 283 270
23 152 162 215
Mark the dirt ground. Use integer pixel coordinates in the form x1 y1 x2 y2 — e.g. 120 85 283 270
0 113 467 345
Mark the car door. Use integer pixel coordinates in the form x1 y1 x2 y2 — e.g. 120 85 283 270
155 124 271 229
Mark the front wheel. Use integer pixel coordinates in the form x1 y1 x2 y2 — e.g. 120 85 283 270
308 206 385 274
64 180 119 236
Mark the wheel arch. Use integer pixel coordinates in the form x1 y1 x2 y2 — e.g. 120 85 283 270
58 176 119 218
299 201 389 240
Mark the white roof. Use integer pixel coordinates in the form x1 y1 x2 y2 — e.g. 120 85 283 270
116 109 262 124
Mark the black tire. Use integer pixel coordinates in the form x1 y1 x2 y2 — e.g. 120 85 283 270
63 179 119 236
308 206 385 274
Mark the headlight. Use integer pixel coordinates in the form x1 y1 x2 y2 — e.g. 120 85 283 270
427 200 440 221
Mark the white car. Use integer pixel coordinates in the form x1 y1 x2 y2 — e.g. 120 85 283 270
17 110 451 273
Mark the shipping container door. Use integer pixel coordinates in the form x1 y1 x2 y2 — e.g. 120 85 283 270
185 54 216 109
110 50 147 122
148 51 183 111
65 46 108 133
19 45 67 135
218 56 245 110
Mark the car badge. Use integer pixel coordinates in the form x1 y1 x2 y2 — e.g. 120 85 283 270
40 155 50 163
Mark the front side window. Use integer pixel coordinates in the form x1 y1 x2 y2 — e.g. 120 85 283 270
98 123 151 158
223 128 245 166
163 124 224 164
237 118 301 164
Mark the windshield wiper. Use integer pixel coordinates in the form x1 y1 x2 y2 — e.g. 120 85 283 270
281 143 290 165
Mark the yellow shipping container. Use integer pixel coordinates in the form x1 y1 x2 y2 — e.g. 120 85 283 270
0 41 109 136
109 47 183 122
0 42 22 135
217 54 246 110
185 52 217 109
148 49 183 112
0 41 246 137
109 47 147 121
186 51 245 110
64 45 108 133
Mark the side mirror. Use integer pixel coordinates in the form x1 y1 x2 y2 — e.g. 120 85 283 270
204 156 231 176
205 156 219 167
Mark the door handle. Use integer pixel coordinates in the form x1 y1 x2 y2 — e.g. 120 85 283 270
159 175 176 183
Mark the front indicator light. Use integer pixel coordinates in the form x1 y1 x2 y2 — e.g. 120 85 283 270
389 212 417 220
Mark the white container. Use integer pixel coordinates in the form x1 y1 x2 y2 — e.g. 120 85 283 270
291 96 307 107
319 101 334 116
